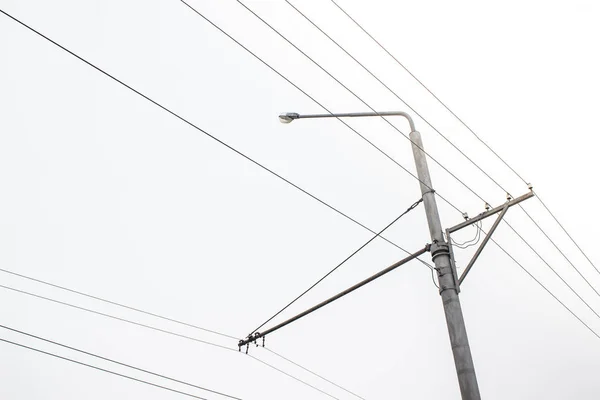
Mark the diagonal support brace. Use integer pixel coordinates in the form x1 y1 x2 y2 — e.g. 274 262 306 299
458 203 509 285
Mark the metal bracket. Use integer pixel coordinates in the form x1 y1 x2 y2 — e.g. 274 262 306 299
458 203 509 285
431 241 460 294
444 232 461 294
448 191 534 234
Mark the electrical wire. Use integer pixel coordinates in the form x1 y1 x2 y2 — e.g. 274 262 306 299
264 347 366 400
0 268 237 340
248 354 340 400
488 237 600 341
248 197 423 337
451 221 482 249
535 192 600 277
0 7 427 281
518 205 600 298
328 0 526 187
501 221 600 322
0 324 241 399
0 336 212 400
0 284 352 398
328 0 600 286
232 0 489 207
228 0 600 329
0 283 237 353
285 0 510 196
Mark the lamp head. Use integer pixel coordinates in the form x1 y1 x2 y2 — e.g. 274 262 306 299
278 112 299 124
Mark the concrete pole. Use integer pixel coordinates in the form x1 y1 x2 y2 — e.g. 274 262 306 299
409 130 481 400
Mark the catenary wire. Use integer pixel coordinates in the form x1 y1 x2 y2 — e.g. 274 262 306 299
328 0 600 281
0 324 241 399
285 0 510 196
179 0 463 216
224 0 600 320
535 192 600 277
501 221 600 322
264 347 366 400
328 0 527 186
0 284 350 399
487 237 600 340
0 283 237 353
3 5 594 355
518 204 600 298
5 4 595 382
0 7 431 277
232 0 490 207
248 197 423 336
0 268 237 340
248 354 340 400
0 337 211 400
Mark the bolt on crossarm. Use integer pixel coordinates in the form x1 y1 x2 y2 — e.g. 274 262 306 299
279 110 480 399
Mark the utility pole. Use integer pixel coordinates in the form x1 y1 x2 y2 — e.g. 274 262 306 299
409 129 481 400
241 111 533 399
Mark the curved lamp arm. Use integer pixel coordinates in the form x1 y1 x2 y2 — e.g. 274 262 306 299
279 111 416 132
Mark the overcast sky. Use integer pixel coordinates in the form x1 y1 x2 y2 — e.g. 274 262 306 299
1 0 600 399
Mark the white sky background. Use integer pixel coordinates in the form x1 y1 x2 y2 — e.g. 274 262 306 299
1 0 600 398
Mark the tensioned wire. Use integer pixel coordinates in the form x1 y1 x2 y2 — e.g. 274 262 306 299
327 0 600 289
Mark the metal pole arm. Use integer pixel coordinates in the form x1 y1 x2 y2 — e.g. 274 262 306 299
238 245 429 348
448 191 534 234
279 111 416 132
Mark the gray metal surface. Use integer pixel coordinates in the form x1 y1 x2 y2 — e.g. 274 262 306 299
238 245 429 348
409 130 481 400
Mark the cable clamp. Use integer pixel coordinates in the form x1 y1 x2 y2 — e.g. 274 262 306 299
430 241 450 262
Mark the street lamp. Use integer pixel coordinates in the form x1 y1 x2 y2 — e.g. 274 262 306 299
278 111 416 132
279 110 481 400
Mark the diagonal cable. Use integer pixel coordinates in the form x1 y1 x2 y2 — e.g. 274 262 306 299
502 221 600 322
0 324 241 399
0 283 237 352
328 0 599 282
232 0 489 206
248 198 423 336
179 0 463 215
0 7 428 276
0 267 237 340
488 237 600 340
285 0 510 195
248 354 340 400
264 347 366 400
0 337 212 400
518 204 600 297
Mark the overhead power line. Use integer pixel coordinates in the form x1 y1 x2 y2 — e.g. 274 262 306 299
264 347 366 400
0 324 241 399
0 268 237 340
0 283 237 353
488 236 600 341
501 221 600 322
0 336 212 400
0 7 423 276
222 1 600 330
232 0 490 208
248 354 341 400
0 283 352 399
328 0 600 284
248 197 423 337
328 0 527 186
285 0 510 196
518 205 600 298
179 0 463 215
